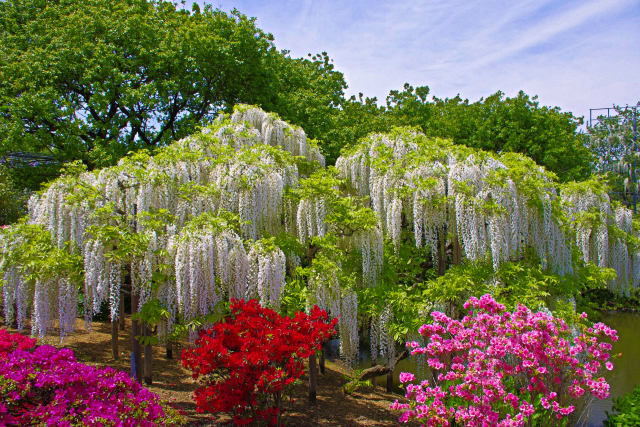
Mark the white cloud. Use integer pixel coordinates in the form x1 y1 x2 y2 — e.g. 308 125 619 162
453 1 630 71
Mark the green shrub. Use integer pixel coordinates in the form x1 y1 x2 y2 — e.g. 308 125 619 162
605 385 640 426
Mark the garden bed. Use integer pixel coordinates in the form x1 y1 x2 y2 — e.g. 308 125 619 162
1 317 402 426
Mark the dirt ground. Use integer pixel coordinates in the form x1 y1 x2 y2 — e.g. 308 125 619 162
2 317 406 426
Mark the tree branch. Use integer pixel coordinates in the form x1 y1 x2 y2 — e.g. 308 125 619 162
354 349 409 382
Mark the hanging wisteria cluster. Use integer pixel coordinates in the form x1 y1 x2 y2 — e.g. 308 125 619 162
83 239 121 325
339 290 359 366
562 183 640 294
337 132 423 250
356 226 384 287
0 239 28 331
308 263 360 365
561 185 611 267
230 106 326 166
336 130 639 292
247 241 287 310
0 106 326 342
448 154 572 275
369 306 394 364
2 103 640 372
296 197 327 245
0 224 81 340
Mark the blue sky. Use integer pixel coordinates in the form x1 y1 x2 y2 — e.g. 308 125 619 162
192 0 639 123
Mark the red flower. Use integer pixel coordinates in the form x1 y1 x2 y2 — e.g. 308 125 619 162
181 299 337 426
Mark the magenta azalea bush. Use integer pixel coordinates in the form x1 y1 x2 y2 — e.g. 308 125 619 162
0 329 184 426
392 295 618 426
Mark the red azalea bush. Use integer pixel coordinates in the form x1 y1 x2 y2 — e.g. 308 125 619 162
392 295 618 426
181 299 337 426
0 329 185 426
0 328 37 354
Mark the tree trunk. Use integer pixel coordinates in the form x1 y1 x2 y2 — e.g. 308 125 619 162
352 349 409 383
143 323 152 385
166 341 173 359
111 287 120 360
131 289 142 383
111 318 119 360
308 354 318 403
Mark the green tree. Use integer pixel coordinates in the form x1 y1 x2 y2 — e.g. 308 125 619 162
0 0 274 173
326 93 391 164
0 0 361 191
383 85 593 182
470 91 592 181
262 52 348 165
386 83 434 129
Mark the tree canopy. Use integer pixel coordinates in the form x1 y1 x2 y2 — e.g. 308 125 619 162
383 85 593 182
1 0 594 194
0 0 278 169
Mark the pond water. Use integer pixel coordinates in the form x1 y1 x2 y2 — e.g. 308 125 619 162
583 311 640 426
353 311 640 426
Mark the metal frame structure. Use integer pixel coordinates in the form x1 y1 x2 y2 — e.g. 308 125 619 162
588 105 638 212
0 151 57 168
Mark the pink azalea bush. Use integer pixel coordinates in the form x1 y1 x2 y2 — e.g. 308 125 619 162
0 329 184 426
392 294 618 426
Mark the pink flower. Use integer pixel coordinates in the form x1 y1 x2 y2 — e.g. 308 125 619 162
392 295 617 427
519 401 534 417
541 397 551 409
399 372 416 383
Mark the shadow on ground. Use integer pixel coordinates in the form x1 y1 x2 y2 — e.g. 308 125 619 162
2 317 408 426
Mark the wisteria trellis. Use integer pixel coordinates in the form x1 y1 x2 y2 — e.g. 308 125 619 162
1 106 639 367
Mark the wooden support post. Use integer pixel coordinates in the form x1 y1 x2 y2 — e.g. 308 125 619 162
452 225 462 265
371 359 377 387
166 341 173 359
143 323 152 385
319 342 326 375
111 287 121 360
309 354 318 403
111 318 119 360
131 289 142 383
386 369 394 392
436 227 447 276
119 297 125 330
11 302 18 330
